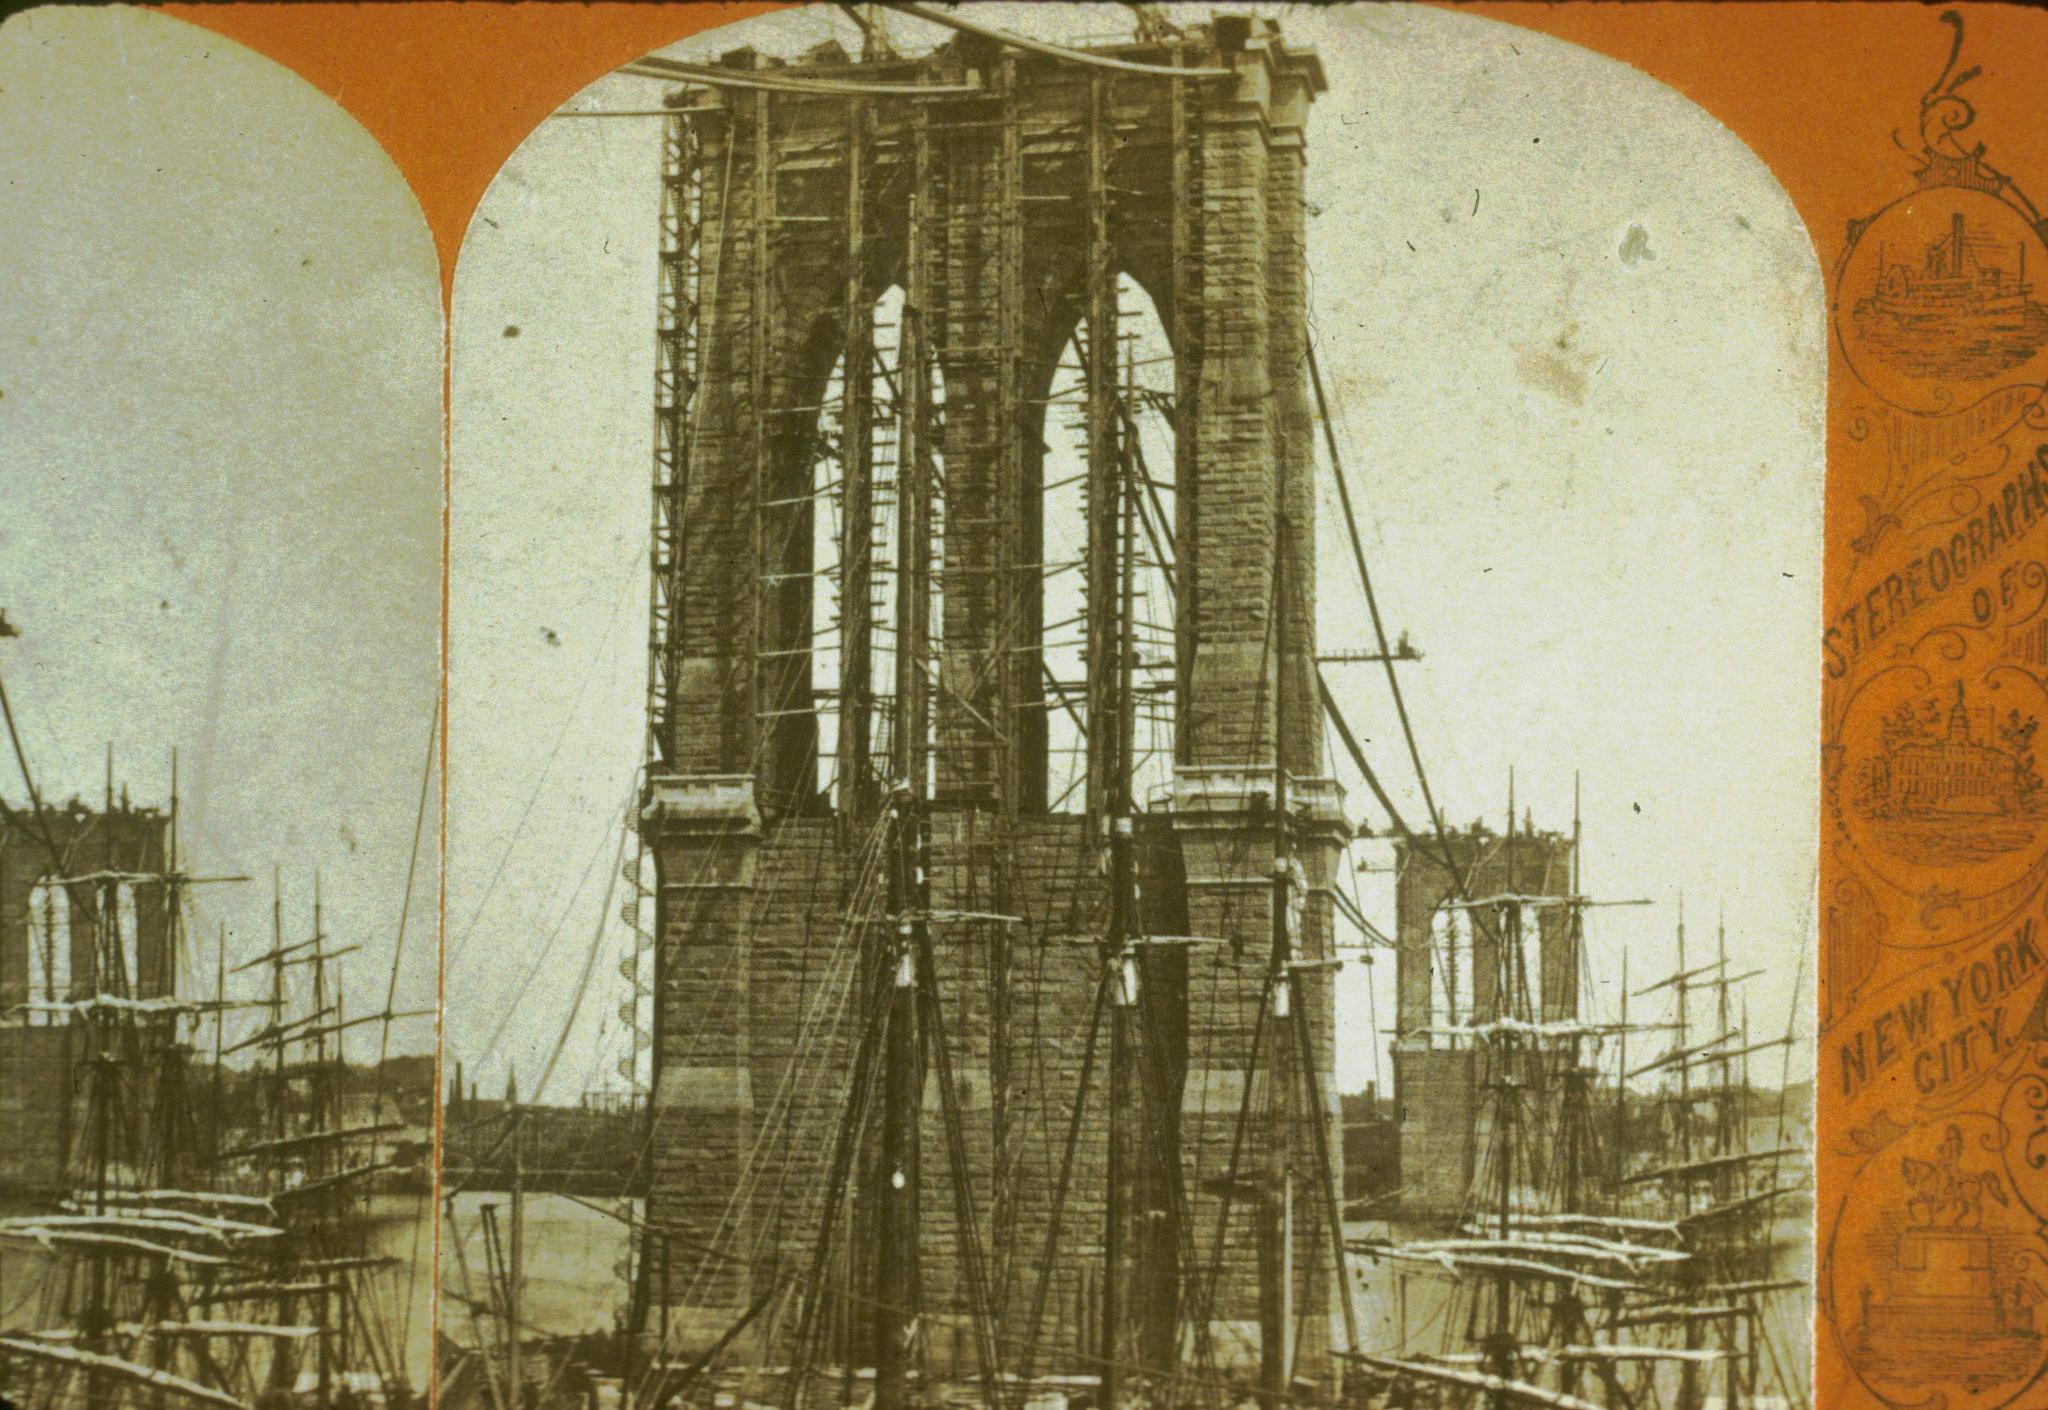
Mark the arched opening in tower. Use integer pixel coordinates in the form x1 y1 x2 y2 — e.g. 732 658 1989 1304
810 283 944 814
113 881 140 997
1032 272 1178 816
25 878 72 1019
1427 903 1470 1040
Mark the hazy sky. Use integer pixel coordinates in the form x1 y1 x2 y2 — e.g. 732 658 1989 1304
0 7 441 1054
448 2 1823 1098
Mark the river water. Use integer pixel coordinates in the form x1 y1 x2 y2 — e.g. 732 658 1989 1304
441 1190 638 1339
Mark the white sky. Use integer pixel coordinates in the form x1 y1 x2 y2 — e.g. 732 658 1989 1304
0 7 442 1056
446 2 1824 1100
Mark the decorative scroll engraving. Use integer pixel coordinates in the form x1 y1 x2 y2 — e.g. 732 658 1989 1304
1826 15 2048 1410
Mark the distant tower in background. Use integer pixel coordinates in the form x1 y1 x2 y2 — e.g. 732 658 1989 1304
0 798 173 1191
1389 822 1575 1215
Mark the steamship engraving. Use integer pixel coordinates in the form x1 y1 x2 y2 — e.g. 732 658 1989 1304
1854 684 2048 865
1852 210 2048 381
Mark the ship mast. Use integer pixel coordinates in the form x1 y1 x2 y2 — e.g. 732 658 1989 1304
215 919 229 1156
1256 516 1299 1409
164 748 193 1185
1675 899 1703 1410
1555 779 1588 1406
1715 912 1739 1410
1564 776 1585 1217
1616 950 1628 1191
86 749 116 1389
1088 65 1137 1406
874 100 933 1410
272 867 288 1145
317 897 334 1410
312 873 331 1180
509 1071 525 1410
1485 772 1518 1410
1674 898 1690 1173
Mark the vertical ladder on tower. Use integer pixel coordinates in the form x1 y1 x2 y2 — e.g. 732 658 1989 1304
628 101 705 1344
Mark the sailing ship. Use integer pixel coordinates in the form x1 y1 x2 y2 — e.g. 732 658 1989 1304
0 674 435 1408
1348 808 1813 1410
428 803 1814 1410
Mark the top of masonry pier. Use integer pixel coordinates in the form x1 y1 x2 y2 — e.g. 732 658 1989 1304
655 10 1326 120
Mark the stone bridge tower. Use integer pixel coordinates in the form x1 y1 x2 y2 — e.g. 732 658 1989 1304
637 12 1343 1383
0 798 172 1191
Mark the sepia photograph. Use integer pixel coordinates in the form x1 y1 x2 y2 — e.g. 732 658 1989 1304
26 2 2048 1408
1 8 441 1407
444 5 1819 1410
